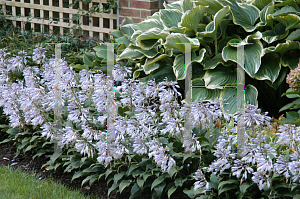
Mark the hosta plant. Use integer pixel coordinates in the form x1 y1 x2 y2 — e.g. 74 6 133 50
3 47 300 198
106 0 300 116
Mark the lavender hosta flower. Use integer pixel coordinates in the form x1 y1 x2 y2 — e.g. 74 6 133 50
252 171 271 190
75 140 94 158
40 122 54 140
277 124 300 149
60 126 78 148
233 103 272 130
193 169 210 193
208 157 232 175
231 159 254 183
32 46 47 64
182 132 201 153
274 155 290 180
7 50 30 72
113 64 132 81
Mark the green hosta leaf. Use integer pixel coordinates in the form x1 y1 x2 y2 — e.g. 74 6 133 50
154 181 166 198
182 0 193 12
160 9 183 29
254 52 281 83
180 5 208 33
164 33 200 54
240 182 252 195
151 175 166 190
114 172 125 184
217 0 260 32
223 39 263 78
137 177 144 189
168 186 177 198
197 6 230 38
282 88 300 98
195 0 223 15
219 185 238 195
286 29 300 40
130 183 141 199
120 16 134 37
174 54 189 81
210 174 220 190
273 14 300 31
72 171 84 181
108 182 118 197
272 6 299 17
218 179 238 190
119 180 131 193
203 66 237 89
193 48 206 63
252 0 272 10
136 28 169 50
192 78 205 87
281 49 300 70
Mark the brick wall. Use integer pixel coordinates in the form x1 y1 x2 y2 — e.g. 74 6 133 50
119 0 177 24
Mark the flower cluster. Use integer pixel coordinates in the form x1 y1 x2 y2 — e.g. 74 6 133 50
286 62 300 91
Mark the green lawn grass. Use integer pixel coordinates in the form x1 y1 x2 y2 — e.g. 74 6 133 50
0 165 91 199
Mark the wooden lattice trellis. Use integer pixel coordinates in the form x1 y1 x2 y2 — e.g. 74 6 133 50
0 0 118 40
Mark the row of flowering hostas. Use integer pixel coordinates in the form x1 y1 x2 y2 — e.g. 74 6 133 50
1 47 300 198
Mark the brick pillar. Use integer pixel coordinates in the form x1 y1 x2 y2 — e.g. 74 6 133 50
119 0 166 24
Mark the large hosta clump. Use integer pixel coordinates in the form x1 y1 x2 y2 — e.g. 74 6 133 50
102 0 300 114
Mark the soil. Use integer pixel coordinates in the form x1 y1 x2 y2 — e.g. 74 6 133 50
0 142 152 199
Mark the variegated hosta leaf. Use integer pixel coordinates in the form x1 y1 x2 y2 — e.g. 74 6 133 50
173 49 206 81
263 40 300 55
164 33 200 54
194 0 223 15
120 17 134 37
115 36 131 46
227 31 262 47
143 54 168 74
254 52 281 83
286 29 300 40
252 0 272 10
192 77 205 87
179 5 208 33
160 9 183 29
127 44 159 58
222 39 263 78
123 19 164 32
261 23 289 44
272 14 300 31
191 87 221 103
266 66 289 90
110 30 123 38
117 47 145 61
271 6 299 17
217 0 260 32
163 1 184 12
139 64 176 85
197 6 230 38
281 49 300 70
136 28 169 50
220 84 258 114
182 0 193 12
203 66 237 89
259 2 274 26
203 53 227 70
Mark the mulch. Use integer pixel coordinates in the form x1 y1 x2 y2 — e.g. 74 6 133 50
0 142 152 199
